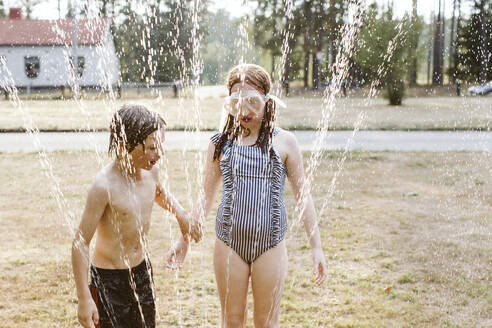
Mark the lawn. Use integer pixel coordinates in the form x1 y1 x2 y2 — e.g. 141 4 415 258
0 150 490 327
1 92 491 131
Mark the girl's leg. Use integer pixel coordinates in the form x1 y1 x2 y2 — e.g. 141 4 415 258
251 240 287 328
214 238 250 328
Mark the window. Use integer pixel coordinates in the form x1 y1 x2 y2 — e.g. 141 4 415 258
69 56 85 77
25 56 40 78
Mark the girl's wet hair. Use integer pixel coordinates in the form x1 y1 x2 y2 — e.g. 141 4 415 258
213 64 276 161
108 104 166 157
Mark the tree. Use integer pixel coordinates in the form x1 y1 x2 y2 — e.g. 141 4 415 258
408 0 419 85
0 0 6 18
355 3 413 105
201 9 242 84
456 0 492 83
254 0 285 80
448 0 458 83
112 0 209 83
66 0 73 18
18 0 43 18
302 0 313 88
478 0 490 82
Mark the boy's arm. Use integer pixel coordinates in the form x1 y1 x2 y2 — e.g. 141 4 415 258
71 180 108 327
154 180 199 241
284 132 327 286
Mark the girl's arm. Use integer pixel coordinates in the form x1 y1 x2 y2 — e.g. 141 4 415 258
165 141 222 268
284 132 327 285
190 141 222 225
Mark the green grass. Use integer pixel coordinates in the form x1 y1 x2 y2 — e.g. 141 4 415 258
0 150 490 327
1 92 492 131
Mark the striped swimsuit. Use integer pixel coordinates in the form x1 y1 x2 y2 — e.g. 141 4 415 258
211 128 287 264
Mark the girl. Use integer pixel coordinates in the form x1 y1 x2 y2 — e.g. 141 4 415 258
169 64 327 327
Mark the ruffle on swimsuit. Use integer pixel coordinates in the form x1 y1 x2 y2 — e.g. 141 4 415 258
211 128 287 264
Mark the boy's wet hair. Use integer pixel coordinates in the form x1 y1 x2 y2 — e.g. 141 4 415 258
108 104 166 156
213 64 276 161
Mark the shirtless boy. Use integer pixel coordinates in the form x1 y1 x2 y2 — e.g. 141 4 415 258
72 104 200 328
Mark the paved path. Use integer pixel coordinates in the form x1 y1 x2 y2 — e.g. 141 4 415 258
1 131 491 152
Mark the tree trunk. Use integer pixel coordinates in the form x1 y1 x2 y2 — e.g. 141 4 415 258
479 0 489 83
427 11 434 85
409 0 418 86
455 0 462 81
312 52 319 89
449 0 457 84
432 0 443 85
303 1 312 89
441 0 446 83
271 54 275 82
283 14 291 95
283 54 290 96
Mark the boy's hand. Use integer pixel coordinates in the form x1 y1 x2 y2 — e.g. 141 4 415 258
312 248 327 285
78 297 99 328
166 236 190 270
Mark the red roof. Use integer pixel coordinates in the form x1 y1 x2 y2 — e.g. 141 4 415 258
0 18 108 46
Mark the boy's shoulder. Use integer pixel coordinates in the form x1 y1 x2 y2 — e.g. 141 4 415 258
90 163 114 193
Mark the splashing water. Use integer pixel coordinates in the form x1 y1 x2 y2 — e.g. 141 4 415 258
0 57 77 235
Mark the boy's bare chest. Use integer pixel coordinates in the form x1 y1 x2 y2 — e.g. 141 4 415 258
107 178 156 225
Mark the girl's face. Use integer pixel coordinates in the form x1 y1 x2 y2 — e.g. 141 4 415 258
227 82 266 128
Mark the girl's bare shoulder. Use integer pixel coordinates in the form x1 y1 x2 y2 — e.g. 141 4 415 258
274 128 299 162
275 128 298 149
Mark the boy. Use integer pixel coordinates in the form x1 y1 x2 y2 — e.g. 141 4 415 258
72 104 199 328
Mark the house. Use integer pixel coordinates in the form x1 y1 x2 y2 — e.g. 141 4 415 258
0 8 120 93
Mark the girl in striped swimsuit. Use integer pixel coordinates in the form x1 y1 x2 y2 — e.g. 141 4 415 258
175 64 327 327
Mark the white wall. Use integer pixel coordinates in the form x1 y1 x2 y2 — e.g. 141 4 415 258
0 25 120 88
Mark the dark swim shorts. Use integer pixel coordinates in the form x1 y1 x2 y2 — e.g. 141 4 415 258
89 260 156 328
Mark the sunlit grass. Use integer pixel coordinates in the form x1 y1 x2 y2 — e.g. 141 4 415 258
0 150 490 327
1 93 491 131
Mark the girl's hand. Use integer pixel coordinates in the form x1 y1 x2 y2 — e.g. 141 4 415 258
166 236 190 270
190 217 203 242
312 248 327 285
178 215 201 242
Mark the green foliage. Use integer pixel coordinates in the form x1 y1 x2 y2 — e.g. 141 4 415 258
201 10 259 85
111 2 260 84
456 0 492 83
384 78 405 105
0 0 6 18
113 1 209 83
81 0 489 88
254 0 285 58
355 3 414 105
